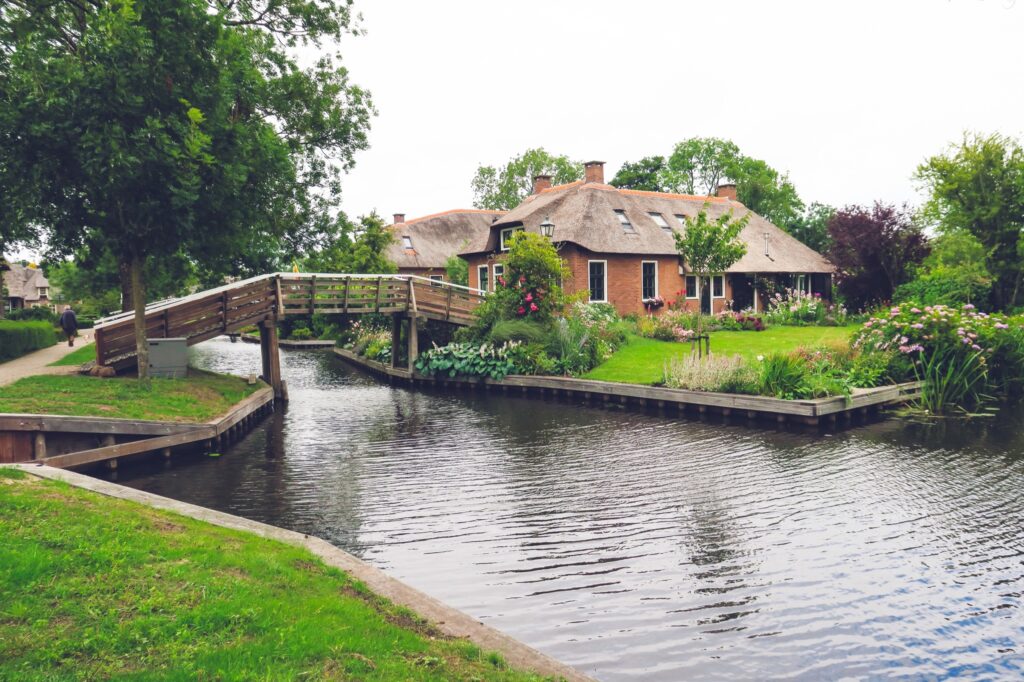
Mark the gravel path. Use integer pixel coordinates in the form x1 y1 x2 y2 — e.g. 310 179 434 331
0 330 95 387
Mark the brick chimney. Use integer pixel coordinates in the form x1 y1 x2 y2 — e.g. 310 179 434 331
532 174 552 194
716 182 737 201
584 161 605 185
393 213 406 225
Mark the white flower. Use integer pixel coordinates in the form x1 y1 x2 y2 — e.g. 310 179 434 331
756 354 765 362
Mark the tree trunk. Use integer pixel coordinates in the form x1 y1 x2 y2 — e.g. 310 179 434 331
129 254 149 382
119 260 133 312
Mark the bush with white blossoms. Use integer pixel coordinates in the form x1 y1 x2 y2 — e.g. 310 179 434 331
764 288 848 326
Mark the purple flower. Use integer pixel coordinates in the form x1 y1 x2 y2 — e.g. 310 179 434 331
912 323 924 329
995 322 1009 329
972 344 982 351
963 303 975 310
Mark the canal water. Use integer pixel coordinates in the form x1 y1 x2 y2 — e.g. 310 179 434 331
113 338 1024 680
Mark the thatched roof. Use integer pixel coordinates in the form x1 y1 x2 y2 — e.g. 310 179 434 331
3 263 50 301
387 209 506 270
460 182 834 274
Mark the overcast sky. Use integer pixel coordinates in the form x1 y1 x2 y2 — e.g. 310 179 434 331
335 0 1023 222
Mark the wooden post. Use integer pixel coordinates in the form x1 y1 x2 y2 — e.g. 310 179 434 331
343 276 350 313
309 275 316 316
33 432 46 460
221 292 229 333
375 277 382 312
275 276 284 316
391 314 402 369
407 314 419 371
445 286 453 320
259 318 284 401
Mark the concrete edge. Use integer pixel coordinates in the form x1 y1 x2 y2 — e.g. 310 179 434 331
8 463 594 682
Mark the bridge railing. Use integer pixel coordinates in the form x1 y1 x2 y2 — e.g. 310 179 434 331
93 273 486 369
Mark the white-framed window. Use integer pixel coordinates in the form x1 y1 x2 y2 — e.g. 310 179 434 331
641 261 658 299
712 274 725 299
648 213 671 232
797 274 809 294
499 227 523 251
478 265 489 292
429 275 444 284
402 235 413 249
37 287 49 298
685 275 698 299
613 210 634 233
588 260 607 302
493 263 504 285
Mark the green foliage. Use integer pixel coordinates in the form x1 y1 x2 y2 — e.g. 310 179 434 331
763 289 848 326
445 254 469 286
894 232 992 307
663 353 758 394
6 307 56 324
303 213 397 274
786 202 835 253
757 353 808 399
49 343 97 367
0 320 57 362
289 326 313 340
609 156 667 191
917 132 1024 310
487 320 550 345
414 342 522 381
471 148 583 211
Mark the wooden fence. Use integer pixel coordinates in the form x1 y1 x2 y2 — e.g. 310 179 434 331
93 274 486 369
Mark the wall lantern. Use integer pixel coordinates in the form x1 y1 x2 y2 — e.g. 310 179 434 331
539 216 555 239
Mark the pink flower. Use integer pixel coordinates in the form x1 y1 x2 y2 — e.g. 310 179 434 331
972 344 982 351
911 308 921 314
964 303 975 310
912 323 924 329
995 322 1009 329
529 302 538 312
517 306 526 315
525 293 533 302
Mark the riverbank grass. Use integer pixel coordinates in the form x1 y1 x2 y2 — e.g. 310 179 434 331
47 342 96 366
0 468 547 681
0 370 259 421
585 326 859 385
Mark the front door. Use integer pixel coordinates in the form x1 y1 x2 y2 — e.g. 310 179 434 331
731 274 754 312
700 277 711 315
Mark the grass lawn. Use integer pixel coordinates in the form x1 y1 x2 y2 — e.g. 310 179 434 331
0 468 547 681
48 342 96 366
0 370 260 422
585 325 860 386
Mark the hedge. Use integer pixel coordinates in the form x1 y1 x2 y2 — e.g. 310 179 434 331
0 320 58 362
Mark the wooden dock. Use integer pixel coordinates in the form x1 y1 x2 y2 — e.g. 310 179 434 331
333 348 922 427
0 386 275 469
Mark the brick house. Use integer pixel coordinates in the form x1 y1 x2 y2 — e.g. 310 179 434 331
3 263 54 314
460 161 834 316
386 209 505 281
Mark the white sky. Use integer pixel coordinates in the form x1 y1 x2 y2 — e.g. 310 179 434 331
335 0 1024 222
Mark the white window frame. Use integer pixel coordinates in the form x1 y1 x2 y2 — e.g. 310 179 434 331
429 275 444 284
685 275 698 299
711 274 725 299
613 210 634 233
797 274 808 294
648 213 671 232
402 235 413 249
641 260 658 300
674 214 687 229
588 260 608 303
493 263 504 284
499 227 523 251
478 265 489 292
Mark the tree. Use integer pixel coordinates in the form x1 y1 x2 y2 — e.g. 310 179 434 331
303 213 396 274
916 133 1024 310
893 232 992 307
0 0 373 379
674 207 749 347
609 156 667 191
787 202 836 253
471 148 583 211
827 203 929 311
633 137 805 229
445 254 469 286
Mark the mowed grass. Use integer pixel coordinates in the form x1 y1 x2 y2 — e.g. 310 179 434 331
0 370 260 422
48 342 96 366
585 325 860 385
0 468 549 681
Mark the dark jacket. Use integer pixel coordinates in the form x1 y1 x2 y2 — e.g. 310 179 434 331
59 309 78 333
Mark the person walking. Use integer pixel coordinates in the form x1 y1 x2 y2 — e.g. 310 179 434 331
59 305 78 347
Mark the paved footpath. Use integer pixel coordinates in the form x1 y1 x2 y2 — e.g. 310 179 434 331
0 329 95 387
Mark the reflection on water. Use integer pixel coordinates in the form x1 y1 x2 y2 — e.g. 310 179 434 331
112 337 1024 680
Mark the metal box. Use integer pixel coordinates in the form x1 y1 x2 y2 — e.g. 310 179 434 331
148 338 188 378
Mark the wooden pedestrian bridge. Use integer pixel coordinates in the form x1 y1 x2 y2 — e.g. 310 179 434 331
94 273 487 397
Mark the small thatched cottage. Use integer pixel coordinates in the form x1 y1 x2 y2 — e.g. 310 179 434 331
3 262 54 313
386 209 506 281
459 161 834 316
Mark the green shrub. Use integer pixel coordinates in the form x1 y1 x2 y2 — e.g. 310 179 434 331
0 321 58 362
487 319 550 345
893 271 990 307
414 342 522 380
847 350 893 388
363 338 391 363
7 307 57 324
289 327 313 340
758 353 808 399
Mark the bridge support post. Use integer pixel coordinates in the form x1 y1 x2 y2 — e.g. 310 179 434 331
390 314 402 370
258 317 285 401
407 313 419 372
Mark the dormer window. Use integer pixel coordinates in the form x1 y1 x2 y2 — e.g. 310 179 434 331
648 213 671 232
499 227 523 251
674 214 687 229
402 236 413 250
614 210 634 233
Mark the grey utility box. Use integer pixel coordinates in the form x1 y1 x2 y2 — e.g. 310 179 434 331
148 338 188 378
